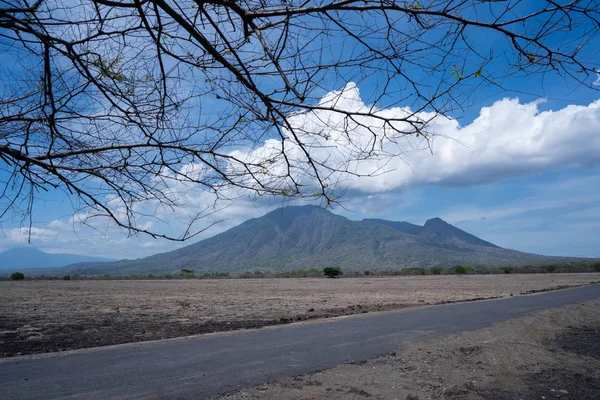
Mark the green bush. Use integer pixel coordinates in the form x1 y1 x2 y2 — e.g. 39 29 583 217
323 267 342 278
541 265 556 273
10 272 25 280
181 268 194 274
452 265 469 275
292 269 308 277
63 275 71 281
364 270 371 276
307 268 321 277
429 267 443 275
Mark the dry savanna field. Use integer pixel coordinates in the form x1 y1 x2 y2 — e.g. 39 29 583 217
1 274 599 358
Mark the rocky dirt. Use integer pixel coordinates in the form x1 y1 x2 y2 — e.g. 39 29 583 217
1 274 598 357
220 298 600 400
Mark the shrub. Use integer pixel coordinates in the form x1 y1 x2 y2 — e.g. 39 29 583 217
593 262 600 272
402 267 426 276
452 265 468 275
10 272 25 280
307 268 321 277
541 265 556 273
364 270 371 276
429 267 443 275
500 267 514 274
63 275 71 281
323 267 342 278
292 269 308 277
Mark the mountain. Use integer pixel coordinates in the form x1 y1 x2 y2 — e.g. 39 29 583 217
363 217 498 247
55 205 584 276
0 247 115 270
362 219 423 235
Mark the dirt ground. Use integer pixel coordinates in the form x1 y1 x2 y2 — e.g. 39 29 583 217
220 298 600 400
1 274 599 358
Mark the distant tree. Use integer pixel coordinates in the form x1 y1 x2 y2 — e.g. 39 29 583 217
10 272 25 280
307 268 321 277
181 269 194 274
593 263 600 273
500 267 514 274
63 275 71 281
253 270 265 278
542 265 557 273
473 267 490 275
289 269 308 278
323 267 342 279
364 270 371 276
429 267 443 276
1 1 599 240
452 265 469 275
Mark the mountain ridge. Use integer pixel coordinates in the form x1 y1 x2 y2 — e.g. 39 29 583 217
0 247 116 270
45 205 590 276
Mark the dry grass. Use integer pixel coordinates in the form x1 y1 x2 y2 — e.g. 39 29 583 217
1 274 598 357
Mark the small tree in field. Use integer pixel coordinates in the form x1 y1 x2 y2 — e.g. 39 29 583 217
452 265 468 275
323 267 342 278
500 267 514 274
10 272 25 280
429 267 443 275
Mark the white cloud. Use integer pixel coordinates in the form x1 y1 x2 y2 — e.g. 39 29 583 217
287 84 600 192
4 83 600 258
47 219 69 229
67 83 600 244
4 227 59 244
219 83 600 198
74 83 600 252
441 194 599 226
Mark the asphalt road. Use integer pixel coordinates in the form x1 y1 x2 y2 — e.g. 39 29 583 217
2 284 599 400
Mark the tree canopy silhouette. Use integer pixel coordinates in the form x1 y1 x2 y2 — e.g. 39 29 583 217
1 0 598 240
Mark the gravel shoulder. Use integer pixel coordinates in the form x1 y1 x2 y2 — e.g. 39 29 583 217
221 298 600 400
1 273 599 357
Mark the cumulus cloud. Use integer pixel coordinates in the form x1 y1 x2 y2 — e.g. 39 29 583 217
5 83 599 258
106 83 600 243
4 227 59 244
246 83 600 193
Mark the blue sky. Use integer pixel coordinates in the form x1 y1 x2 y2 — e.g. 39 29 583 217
1 2 599 260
